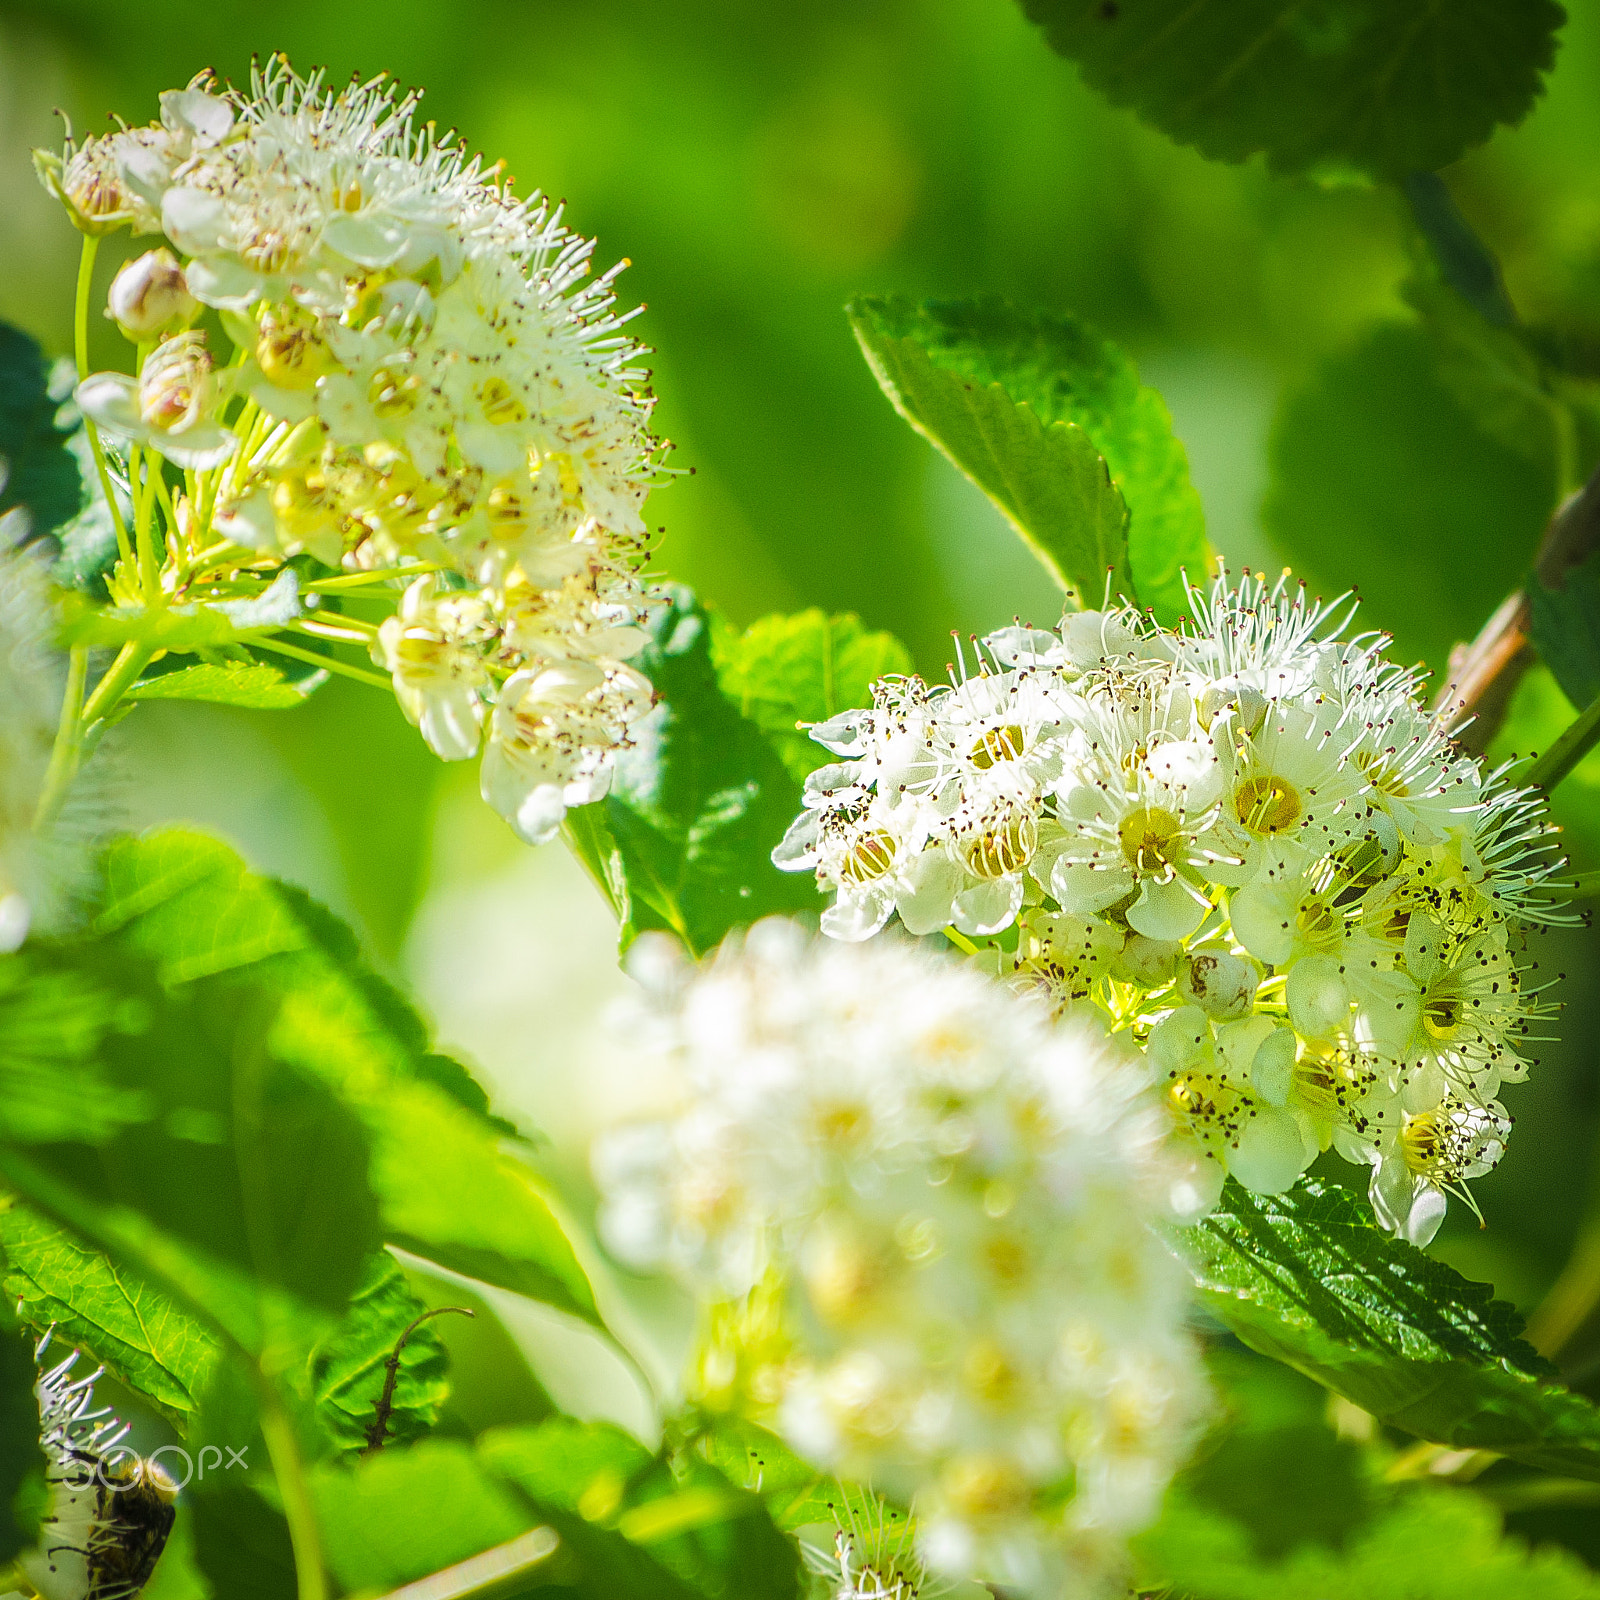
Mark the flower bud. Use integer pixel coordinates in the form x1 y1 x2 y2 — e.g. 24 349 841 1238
1178 950 1257 1020
1113 932 1180 987
107 249 197 340
1286 954 1350 1039
137 332 214 432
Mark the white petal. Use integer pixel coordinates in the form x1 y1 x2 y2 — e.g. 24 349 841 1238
952 875 1024 937
419 686 483 762
150 421 239 470
1229 1107 1310 1195
895 851 965 936
320 212 411 269
1126 876 1207 940
74 372 145 438
161 185 230 254
821 885 895 943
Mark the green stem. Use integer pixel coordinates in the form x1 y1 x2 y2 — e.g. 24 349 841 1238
74 234 132 566
942 926 980 956
33 645 88 830
257 1375 328 1600
252 635 394 690
1526 692 1600 793
81 639 156 727
303 563 444 593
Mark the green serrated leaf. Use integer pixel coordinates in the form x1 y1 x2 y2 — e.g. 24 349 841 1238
127 662 318 710
1264 322 1553 673
1186 1181 1600 1480
309 1251 451 1456
848 295 1137 611
1020 0 1564 182
710 609 913 783
0 323 81 540
566 587 823 957
0 1198 220 1425
311 1441 537 1591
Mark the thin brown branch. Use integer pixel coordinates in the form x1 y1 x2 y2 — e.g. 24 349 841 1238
1432 465 1600 751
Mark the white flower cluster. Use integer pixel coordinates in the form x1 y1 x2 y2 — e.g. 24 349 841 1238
775 574 1571 1245
0 527 97 951
19 1330 177 1600
40 60 664 843
593 921 1207 1599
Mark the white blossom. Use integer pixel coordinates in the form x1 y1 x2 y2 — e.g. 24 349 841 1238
593 920 1208 1599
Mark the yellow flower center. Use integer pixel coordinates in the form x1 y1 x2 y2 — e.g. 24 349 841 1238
969 724 1025 768
963 811 1037 880
840 830 897 884
1234 773 1302 835
1118 804 1182 874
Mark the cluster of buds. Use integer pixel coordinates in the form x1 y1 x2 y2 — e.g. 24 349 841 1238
39 61 666 842
776 573 1572 1243
594 921 1207 1599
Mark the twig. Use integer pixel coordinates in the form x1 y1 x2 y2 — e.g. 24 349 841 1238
362 1306 475 1454
373 1527 559 1600
1432 464 1600 751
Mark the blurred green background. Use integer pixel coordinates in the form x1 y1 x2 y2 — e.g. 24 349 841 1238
4 0 1600 1462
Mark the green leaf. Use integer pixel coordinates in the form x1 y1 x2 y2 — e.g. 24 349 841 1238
0 322 81 540
482 1423 802 1600
1264 321 1553 674
1186 1180 1600 1480
0 1198 220 1426
850 294 1209 622
1529 547 1600 712
0 953 150 1142
1019 0 1565 182
189 1484 297 1600
710 609 914 783
96 830 598 1326
312 1441 538 1592
0 1316 43 1563
848 295 1139 611
126 662 319 710
1145 1479 1600 1599
565 587 823 956
693 1415 835 1531
309 1251 451 1456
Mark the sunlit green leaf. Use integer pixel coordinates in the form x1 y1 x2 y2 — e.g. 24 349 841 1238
1186 1181 1600 1480
711 609 913 782
127 662 318 710
849 295 1143 611
1020 0 1564 182
0 1198 220 1425
565 587 823 956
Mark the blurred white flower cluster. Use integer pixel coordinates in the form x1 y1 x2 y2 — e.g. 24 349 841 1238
775 573 1571 1244
0 529 99 950
39 60 664 842
594 920 1207 1599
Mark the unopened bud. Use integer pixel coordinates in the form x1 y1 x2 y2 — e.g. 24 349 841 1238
107 249 197 339
1178 950 1257 1019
